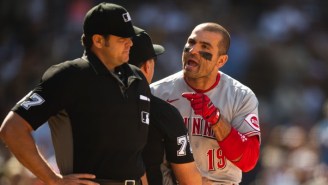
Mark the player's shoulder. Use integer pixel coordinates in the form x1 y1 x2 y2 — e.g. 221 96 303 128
150 71 183 89
220 71 255 95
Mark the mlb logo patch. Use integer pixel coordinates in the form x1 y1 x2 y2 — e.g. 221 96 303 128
141 111 149 124
122 12 131 22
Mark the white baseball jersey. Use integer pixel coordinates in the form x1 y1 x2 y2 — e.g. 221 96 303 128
150 71 260 185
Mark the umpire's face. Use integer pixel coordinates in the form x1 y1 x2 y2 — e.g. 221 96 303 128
182 28 228 81
92 34 133 69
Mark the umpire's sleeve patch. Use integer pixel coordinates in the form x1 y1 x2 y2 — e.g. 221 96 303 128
19 92 45 110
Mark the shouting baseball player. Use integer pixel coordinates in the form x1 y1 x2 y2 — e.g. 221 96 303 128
151 22 261 185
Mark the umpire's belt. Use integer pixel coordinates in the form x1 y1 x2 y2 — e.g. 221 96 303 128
93 179 141 185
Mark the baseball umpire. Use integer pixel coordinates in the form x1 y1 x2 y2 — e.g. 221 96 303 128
129 31 202 185
0 2 150 185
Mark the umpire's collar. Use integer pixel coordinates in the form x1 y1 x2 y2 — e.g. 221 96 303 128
82 51 142 80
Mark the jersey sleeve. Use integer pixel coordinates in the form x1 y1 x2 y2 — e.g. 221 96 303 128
231 91 261 140
12 62 78 130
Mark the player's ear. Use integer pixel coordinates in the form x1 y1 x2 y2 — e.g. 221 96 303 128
92 34 104 48
217 54 228 68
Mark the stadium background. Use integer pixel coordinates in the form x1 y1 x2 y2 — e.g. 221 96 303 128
0 0 328 184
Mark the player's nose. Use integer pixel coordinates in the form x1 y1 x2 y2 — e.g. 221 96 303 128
188 46 198 54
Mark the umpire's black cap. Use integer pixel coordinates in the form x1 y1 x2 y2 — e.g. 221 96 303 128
129 31 165 67
83 2 142 38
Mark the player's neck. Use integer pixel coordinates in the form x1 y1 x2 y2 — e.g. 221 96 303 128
184 73 219 93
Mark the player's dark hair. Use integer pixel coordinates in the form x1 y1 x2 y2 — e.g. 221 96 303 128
200 23 230 56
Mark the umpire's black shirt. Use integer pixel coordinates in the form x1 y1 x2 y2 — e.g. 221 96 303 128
142 95 194 184
12 52 151 180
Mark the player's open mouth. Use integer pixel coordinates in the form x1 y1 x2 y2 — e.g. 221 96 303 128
185 59 198 70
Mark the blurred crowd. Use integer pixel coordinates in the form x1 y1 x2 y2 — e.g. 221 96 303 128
1 0 328 184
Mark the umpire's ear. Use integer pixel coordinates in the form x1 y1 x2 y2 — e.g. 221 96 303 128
92 34 105 48
217 54 228 68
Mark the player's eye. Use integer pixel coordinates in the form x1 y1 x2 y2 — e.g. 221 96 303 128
201 44 210 50
187 39 196 45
